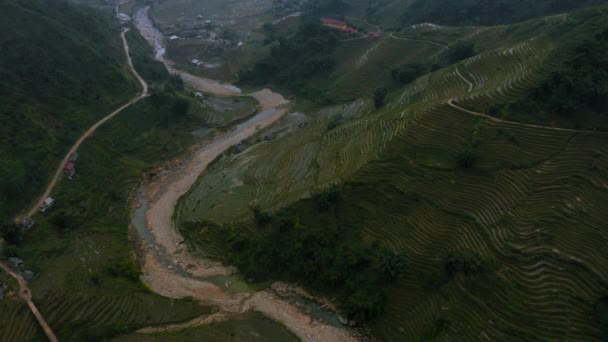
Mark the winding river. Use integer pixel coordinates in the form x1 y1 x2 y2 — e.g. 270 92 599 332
131 6 359 341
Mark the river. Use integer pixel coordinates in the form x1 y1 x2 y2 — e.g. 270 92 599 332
131 6 359 341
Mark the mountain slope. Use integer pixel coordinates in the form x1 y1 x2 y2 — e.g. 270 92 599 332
0 0 138 218
177 6 608 341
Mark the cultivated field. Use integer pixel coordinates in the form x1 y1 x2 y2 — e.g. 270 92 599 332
176 11 608 340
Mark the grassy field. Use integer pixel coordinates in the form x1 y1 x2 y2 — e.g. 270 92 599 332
176 8 608 341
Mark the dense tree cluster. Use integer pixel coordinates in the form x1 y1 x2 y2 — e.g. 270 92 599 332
402 0 607 25
239 18 339 99
444 251 498 277
215 187 407 322
491 25 608 129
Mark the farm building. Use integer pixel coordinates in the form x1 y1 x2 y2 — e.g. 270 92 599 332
22 270 34 281
117 13 131 23
320 18 358 33
8 257 23 269
69 152 78 162
64 162 76 178
40 197 55 212
19 217 36 230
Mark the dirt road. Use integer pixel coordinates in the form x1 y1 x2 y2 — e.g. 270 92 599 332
20 28 149 220
389 33 449 49
447 98 607 134
0 262 58 342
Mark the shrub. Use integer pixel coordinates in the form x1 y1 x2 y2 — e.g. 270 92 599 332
374 87 388 108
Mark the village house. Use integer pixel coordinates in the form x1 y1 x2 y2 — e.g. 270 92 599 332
69 152 78 162
117 13 131 23
320 18 358 33
8 257 23 270
40 197 55 212
64 162 76 179
19 217 36 230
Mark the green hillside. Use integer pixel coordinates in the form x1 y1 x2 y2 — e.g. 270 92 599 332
0 0 138 218
177 6 608 341
402 0 608 25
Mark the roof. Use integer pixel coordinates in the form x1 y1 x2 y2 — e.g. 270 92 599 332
65 163 75 170
321 18 346 26
43 197 54 205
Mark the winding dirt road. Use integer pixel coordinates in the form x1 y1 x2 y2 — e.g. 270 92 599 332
0 262 58 342
447 98 608 134
20 28 149 220
7 26 148 341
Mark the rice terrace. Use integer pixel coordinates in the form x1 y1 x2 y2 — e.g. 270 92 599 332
1 0 608 341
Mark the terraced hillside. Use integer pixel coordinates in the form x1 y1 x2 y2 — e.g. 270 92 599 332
177 8 608 341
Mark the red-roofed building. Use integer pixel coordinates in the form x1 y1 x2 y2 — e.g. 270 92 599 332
64 162 76 179
321 18 359 33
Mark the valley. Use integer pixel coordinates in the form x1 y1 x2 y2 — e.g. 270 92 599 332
2 0 608 341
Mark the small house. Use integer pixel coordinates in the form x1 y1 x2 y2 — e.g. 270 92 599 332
69 152 79 162
64 162 76 179
320 18 359 33
22 270 34 281
8 257 23 269
169 35 180 41
194 92 204 100
19 217 36 230
40 197 55 212
117 13 131 23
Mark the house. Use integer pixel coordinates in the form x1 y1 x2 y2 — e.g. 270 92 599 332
8 257 23 269
320 18 359 33
194 92 204 100
169 35 180 41
40 197 55 212
21 270 34 281
117 13 131 23
368 31 382 39
69 152 79 162
19 217 36 230
64 162 76 179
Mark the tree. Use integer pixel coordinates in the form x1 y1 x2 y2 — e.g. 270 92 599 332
446 41 476 64
392 62 427 85
380 250 407 279
374 87 388 108
456 148 477 169
0 221 23 245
